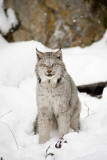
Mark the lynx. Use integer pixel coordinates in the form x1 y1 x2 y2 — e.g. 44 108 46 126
33 48 81 144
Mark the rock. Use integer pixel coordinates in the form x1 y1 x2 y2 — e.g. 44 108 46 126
47 20 72 48
45 0 59 11
4 0 106 49
77 81 107 98
5 0 48 44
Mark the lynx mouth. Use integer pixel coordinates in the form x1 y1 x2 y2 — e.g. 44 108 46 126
47 74 53 77
46 73 54 77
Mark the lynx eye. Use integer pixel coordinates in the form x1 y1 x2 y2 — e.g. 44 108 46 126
52 63 56 67
42 64 47 67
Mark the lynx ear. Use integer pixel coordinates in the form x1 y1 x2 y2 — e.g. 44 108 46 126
36 48 44 61
54 48 62 60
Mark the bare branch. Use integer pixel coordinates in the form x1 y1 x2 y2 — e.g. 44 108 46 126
84 102 90 118
84 102 96 118
0 120 19 149
0 110 12 119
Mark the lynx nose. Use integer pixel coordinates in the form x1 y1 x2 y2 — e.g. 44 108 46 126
47 69 52 74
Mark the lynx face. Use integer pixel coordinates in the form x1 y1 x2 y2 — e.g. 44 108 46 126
36 49 65 83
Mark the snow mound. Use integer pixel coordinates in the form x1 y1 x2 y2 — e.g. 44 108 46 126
0 31 107 160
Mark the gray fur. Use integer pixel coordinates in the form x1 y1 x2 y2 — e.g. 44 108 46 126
33 49 81 144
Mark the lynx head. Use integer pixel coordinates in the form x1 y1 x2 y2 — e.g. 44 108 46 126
35 48 66 84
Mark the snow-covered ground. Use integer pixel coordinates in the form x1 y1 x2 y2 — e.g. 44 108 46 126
0 31 107 160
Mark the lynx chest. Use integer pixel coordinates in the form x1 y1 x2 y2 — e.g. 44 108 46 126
37 81 71 116
37 85 61 116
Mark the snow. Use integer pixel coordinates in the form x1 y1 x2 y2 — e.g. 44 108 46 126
0 30 107 160
0 34 8 47
0 0 18 35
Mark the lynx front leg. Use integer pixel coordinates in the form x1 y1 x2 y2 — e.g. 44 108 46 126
70 99 81 132
58 107 70 139
38 107 50 144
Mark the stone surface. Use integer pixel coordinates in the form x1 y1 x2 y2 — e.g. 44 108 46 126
4 0 106 49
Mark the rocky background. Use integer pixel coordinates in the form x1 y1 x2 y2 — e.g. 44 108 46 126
3 0 107 49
